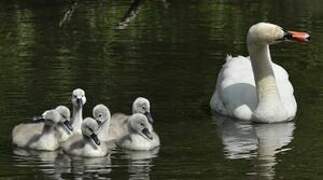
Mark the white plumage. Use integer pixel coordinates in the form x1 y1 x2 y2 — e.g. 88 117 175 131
209 22 309 123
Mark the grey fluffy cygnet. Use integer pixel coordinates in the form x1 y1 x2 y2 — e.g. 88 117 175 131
12 108 73 151
117 113 160 151
109 97 154 141
62 117 114 157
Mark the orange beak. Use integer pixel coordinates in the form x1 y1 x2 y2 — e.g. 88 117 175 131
288 31 310 43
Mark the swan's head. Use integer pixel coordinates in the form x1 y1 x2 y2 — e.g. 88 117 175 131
132 97 154 124
56 105 73 132
92 104 111 126
247 22 310 45
128 113 154 141
71 88 86 108
82 117 100 145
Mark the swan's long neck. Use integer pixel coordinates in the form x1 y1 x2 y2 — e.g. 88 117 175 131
248 43 287 122
249 44 280 102
72 105 83 133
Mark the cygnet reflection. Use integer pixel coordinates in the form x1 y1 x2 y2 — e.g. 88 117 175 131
13 148 113 179
117 148 159 180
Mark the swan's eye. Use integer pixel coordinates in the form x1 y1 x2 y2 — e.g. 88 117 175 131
99 114 102 117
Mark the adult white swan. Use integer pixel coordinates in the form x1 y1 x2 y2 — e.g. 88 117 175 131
210 22 310 123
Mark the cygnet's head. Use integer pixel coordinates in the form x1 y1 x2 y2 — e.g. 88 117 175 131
82 117 100 145
71 88 86 108
39 110 72 133
41 110 61 126
128 113 153 141
56 105 71 121
247 22 310 45
92 104 111 126
132 97 153 124
55 105 73 132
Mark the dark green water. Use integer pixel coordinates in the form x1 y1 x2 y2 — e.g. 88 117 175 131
0 0 323 179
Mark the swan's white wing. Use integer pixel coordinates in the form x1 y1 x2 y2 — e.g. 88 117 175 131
210 55 257 120
210 55 296 120
272 64 297 119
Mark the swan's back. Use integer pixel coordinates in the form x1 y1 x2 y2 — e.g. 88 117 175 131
210 55 296 120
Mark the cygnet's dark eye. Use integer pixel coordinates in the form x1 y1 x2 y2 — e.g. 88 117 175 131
140 123 144 127
99 114 102 117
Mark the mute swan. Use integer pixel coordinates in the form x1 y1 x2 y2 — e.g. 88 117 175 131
109 97 153 141
92 104 112 142
71 88 86 133
12 109 73 151
117 113 160 151
210 22 310 123
62 117 114 157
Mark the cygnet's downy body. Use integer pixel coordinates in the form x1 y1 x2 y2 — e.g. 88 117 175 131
12 109 73 151
109 97 154 141
117 113 160 151
62 117 114 157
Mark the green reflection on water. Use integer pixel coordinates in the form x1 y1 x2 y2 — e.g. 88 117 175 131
0 0 323 179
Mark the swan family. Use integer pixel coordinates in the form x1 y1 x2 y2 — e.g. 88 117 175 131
11 22 310 158
12 88 160 157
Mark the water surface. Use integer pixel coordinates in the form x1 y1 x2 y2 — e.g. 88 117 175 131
1 0 323 179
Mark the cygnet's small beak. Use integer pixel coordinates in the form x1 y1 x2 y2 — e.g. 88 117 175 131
144 112 154 124
90 133 100 145
76 98 83 106
142 128 153 140
63 120 73 133
285 31 310 43
31 116 45 123
96 120 102 126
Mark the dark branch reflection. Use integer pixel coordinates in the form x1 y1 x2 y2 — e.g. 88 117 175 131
117 0 144 29
59 1 79 27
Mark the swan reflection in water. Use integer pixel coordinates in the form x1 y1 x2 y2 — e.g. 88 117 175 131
12 147 159 179
213 115 295 179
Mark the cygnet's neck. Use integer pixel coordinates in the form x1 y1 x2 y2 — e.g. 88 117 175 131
98 119 111 141
248 43 287 122
72 105 83 133
42 124 55 134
